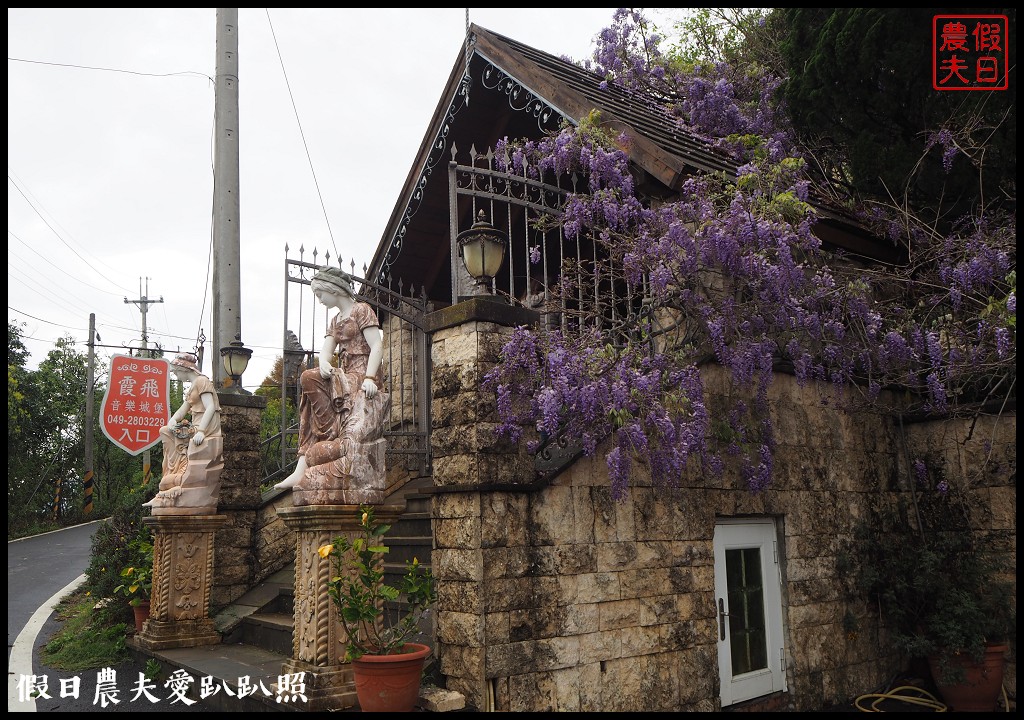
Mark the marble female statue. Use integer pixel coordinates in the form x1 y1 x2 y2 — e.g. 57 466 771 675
144 352 224 515
274 267 390 504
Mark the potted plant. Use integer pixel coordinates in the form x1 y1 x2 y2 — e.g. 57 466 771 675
113 532 154 632
858 483 1015 712
319 505 437 712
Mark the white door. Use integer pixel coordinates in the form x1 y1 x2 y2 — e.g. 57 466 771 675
713 519 787 706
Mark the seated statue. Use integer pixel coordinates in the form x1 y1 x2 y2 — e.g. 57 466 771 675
143 352 224 515
274 267 391 505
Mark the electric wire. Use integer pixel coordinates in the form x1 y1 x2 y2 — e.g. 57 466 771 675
7 268 84 316
7 56 212 83
9 50 217 361
8 230 127 297
264 8 339 259
7 254 119 322
8 175 136 294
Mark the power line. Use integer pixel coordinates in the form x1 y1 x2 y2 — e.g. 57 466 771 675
6 272 117 330
8 231 126 297
7 306 87 332
264 9 338 258
8 174 137 294
7 56 213 83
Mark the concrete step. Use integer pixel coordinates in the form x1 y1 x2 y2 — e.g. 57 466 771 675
128 639 298 712
215 566 294 639
266 588 294 617
239 611 294 657
384 542 432 567
388 514 432 538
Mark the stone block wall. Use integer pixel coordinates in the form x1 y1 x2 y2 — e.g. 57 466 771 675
427 304 1016 712
210 392 266 611
426 301 539 710
382 313 419 430
241 297 1013 710
254 488 297 584
903 412 1017 697
381 312 430 484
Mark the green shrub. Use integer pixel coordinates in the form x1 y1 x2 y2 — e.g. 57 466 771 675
85 474 158 622
857 487 1015 684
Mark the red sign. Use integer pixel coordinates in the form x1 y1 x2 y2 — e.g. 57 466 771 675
100 355 171 455
933 15 1009 91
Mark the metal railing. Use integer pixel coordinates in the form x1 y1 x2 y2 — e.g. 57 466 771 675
261 249 432 488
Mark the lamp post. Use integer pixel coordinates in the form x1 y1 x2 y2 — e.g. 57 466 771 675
456 210 508 296
219 336 253 395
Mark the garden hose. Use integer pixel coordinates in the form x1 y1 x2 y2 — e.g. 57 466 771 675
853 683 1013 712
854 685 948 712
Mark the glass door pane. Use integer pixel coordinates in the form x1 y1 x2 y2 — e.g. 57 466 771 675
726 547 768 675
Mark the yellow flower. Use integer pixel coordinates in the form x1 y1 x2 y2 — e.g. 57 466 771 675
318 544 334 558
412 557 419 567
361 511 369 526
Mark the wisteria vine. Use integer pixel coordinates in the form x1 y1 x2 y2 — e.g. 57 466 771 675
483 9 1016 500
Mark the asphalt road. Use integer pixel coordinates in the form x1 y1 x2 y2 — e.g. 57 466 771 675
8 521 216 713
8 521 99 664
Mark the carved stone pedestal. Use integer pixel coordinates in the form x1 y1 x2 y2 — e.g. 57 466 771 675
134 514 228 651
277 504 404 712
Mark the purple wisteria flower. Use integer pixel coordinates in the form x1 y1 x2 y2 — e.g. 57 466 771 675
485 8 1015 501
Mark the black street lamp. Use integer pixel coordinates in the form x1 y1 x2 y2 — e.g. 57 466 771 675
456 210 508 296
219 336 253 394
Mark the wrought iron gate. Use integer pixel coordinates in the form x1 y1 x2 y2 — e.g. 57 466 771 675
446 145 648 481
262 145 646 489
447 145 646 336
262 249 432 489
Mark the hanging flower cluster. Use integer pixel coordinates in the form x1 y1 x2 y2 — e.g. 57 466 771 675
484 9 1016 499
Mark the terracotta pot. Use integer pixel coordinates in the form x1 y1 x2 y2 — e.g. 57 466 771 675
132 600 151 633
352 642 430 712
927 642 1007 712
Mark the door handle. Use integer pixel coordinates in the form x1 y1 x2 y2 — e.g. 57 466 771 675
718 598 728 641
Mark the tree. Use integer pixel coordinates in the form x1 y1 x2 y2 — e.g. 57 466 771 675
778 8 1016 223
8 323 32 450
7 328 87 529
8 322 43 531
7 323 144 534
254 354 300 484
484 8 1015 500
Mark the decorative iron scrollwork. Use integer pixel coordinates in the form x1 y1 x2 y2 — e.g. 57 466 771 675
379 71 473 284
481 63 564 133
380 55 567 281
534 431 585 480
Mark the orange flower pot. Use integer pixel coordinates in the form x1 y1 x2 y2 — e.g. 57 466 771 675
352 642 430 712
928 642 1008 712
132 600 151 633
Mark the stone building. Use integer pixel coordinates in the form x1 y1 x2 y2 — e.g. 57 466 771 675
215 23 1015 712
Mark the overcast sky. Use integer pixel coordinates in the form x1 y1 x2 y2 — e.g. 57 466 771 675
8 8 626 389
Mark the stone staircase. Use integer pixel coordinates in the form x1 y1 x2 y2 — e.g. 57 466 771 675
224 482 435 660
230 583 295 658
128 478 438 712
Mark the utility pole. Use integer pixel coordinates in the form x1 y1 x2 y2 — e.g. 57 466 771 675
125 277 164 356
83 313 96 515
125 277 164 486
212 7 243 390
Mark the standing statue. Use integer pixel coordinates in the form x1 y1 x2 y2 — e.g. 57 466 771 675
274 267 391 505
144 352 224 515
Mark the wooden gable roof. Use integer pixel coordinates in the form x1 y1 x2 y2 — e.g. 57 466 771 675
367 24 892 305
